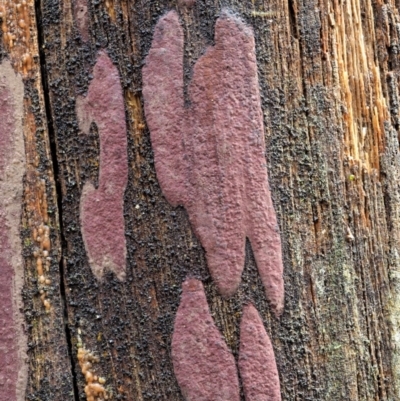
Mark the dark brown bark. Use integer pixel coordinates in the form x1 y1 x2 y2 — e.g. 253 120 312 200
2 0 400 400
0 0 74 399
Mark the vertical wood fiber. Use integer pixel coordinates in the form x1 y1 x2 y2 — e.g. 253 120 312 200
0 0 74 399
36 0 400 400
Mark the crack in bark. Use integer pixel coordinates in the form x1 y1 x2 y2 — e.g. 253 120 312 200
33 0 80 399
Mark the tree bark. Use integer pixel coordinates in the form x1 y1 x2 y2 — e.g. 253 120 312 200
2 0 400 400
0 0 74 399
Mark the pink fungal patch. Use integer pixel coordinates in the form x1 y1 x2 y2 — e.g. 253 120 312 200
143 10 284 315
0 60 27 401
77 51 128 281
74 0 89 41
0 215 19 400
239 304 281 401
0 78 14 172
171 278 240 401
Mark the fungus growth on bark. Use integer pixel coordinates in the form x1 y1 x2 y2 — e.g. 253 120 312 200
0 59 28 401
142 9 284 315
76 51 128 281
239 303 281 401
74 0 89 42
171 279 240 401
172 279 282 401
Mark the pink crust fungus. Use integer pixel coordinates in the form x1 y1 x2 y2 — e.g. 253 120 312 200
239 304 281 401
171 278 240 401
74 0 89 42
0 60 28 401
76 51 128 281
142 10 284 315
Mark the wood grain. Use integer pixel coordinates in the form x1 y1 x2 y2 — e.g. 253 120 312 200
35 0 400 400
0 0 74 399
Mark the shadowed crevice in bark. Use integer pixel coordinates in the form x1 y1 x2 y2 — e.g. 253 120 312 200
33 0 79 398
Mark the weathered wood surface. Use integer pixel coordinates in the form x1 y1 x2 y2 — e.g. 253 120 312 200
2 0 400 399
0 0 74 400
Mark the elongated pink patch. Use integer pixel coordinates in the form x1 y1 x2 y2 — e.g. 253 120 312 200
0 214 17 400
74 0 89 41
142 10 284 315
77 51 128 281
171 278 240 401
239 304 281 401
0 60 27 401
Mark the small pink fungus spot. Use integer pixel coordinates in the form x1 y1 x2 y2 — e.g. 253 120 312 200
171 278 240 401
239 304 281 401
76 51 128 281
74 0 89 41
143 10 284 315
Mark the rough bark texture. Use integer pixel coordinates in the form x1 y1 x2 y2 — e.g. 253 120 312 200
2 0 400 400
0 0 74 399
